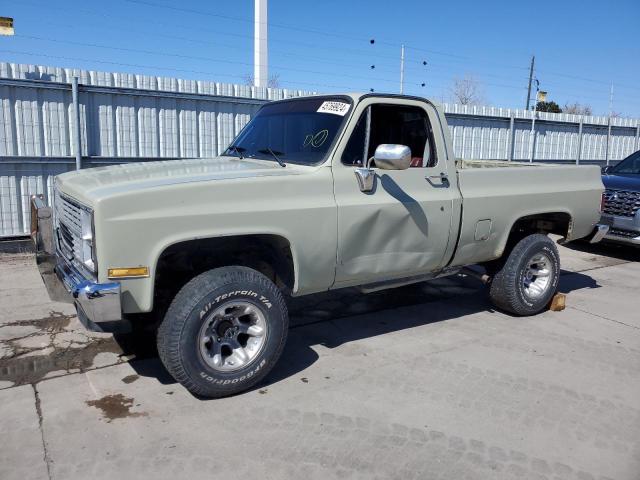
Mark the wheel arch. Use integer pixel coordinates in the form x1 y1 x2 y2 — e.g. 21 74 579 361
151 233 297 314
497 210 572 259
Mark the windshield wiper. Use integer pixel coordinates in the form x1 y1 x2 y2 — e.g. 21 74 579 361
226 145 246 159
257 147 286 167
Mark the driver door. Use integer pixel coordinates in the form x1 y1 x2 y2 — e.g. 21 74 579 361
331 97 457 287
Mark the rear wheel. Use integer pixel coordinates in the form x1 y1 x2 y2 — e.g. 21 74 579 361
489 234 560 316
157 266 288 398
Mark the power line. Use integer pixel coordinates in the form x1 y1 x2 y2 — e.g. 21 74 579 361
15 0 535 72
125 0 369 44
5 47 640 110
0 48 379 92
15 1 406 63
536 69 638 92
8 15 531 90
13 34 543 96
129 0 640 94
13 34 426 87
8 1 640 110
10 35 640 105
18 0 637 94
25 18 409 75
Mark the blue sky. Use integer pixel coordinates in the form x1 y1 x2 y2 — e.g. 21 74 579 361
1 0 639 116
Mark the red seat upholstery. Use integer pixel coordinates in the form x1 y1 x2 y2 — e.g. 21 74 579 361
410 157 423 168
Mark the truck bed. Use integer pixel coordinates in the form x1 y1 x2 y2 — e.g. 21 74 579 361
449 162 603 267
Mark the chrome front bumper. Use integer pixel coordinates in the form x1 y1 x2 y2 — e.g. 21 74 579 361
30 195 128 333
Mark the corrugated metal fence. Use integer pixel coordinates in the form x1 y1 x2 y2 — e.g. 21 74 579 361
1 62 640 237
0 62 313 237
443 104 640 164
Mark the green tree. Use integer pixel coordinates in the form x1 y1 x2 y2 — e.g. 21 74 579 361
535 101 562 113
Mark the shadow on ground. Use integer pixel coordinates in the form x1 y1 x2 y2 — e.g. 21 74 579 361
0 268 601 391
558 269 600 293
564 239 639 262
119 269 600 395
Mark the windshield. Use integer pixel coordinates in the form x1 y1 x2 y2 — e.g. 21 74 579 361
611 151 640 174
224 97 352 165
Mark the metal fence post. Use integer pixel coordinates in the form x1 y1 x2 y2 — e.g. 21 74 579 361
71 77 82 170
636 122 640 151
576 118 583 165
529 112 537 162
507 114 515 161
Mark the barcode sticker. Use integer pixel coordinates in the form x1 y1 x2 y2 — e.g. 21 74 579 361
317 101 350 116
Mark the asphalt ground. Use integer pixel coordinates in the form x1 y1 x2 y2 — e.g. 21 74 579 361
1 239 639 480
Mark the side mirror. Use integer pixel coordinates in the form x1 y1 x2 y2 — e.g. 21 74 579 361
353 144 412 193
601 165 612 174
373 144 412 170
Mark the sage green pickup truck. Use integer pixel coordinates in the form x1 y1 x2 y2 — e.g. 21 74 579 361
31 93 608 397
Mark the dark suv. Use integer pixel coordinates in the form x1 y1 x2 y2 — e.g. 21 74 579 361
601 150 640 245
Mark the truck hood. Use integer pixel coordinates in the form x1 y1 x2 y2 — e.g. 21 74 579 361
56 156 307 204
602 174 640 192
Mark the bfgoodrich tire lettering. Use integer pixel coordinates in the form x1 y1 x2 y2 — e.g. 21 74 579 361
489 234 560 316
157 266 288 398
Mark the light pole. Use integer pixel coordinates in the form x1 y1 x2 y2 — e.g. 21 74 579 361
254 0 268 88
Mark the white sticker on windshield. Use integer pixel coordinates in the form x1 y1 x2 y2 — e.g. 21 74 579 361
317 101 350 116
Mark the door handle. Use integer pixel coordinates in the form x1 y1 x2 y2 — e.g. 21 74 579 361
427 172 448 182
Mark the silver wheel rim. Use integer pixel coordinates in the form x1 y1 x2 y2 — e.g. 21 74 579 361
522 252 553 300
197 300 268 372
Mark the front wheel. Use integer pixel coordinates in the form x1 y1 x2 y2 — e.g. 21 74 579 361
489 234 560 316
157 266 288 398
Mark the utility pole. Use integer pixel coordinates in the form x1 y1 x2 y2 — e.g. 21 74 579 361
525 55 535 110
254 0 268 88
529 79 540 162
399 44 405 94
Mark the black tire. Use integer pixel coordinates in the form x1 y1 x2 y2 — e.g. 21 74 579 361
157 266 288 398
489 234 560 316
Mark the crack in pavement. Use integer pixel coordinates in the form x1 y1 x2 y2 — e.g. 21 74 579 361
567 305 640 331
32 383 53 480
0 310 127 388
560 259 633 276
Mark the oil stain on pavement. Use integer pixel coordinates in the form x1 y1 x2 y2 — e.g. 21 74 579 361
85 393 147 422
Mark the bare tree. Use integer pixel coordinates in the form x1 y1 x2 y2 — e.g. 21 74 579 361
563 102 593 116
243 73 281 88
610 111 622 118
449 75 485 105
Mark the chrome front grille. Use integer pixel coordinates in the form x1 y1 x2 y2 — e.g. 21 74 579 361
53 188 83 262
602 189 640 218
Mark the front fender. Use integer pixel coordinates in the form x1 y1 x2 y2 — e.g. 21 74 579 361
93 168 337 314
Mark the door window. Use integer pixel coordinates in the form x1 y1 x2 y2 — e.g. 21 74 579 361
341 104 437 168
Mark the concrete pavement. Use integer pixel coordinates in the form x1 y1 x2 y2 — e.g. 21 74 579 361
1 241 639 480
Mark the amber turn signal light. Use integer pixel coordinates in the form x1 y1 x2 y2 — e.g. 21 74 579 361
107 267 149 278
